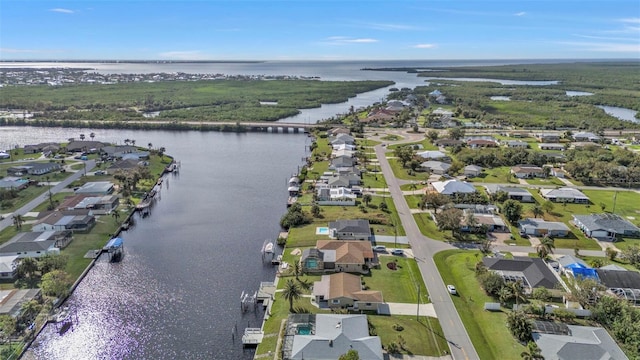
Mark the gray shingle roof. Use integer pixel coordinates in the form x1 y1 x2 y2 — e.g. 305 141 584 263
596 269 640 289
573 213 640 234
483 257 559 289
533 325 628 360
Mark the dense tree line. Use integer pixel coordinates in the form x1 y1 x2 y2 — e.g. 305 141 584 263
564 147 640 186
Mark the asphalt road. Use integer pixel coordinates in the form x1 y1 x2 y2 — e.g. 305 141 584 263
0 159 96 232
374 144 480 360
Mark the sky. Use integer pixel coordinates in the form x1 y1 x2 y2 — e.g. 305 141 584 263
1 0 639 61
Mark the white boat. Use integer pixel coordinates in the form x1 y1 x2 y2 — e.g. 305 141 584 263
264 243 274 254
55 307 70 323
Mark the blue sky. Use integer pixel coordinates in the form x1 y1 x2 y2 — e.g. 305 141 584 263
1 0 639 60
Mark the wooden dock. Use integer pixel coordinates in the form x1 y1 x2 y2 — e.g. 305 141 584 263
257 281 276 303
241 328 264 346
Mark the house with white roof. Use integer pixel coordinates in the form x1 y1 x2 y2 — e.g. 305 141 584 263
431 180 476 195
416 150 448 160
420 160 451 175
540 187 589 204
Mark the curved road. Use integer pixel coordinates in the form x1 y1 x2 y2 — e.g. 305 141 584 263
374 143 480 360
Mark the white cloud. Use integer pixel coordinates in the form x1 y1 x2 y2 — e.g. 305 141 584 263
620 18 640 24
322 37 378 45
412 44 436 49
352 22 423 31
49 8 74 14
514 12 526 16
158 50 208 60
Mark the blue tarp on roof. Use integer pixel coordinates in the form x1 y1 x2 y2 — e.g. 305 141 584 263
106 237 123 248
566 262 588 270
572 267 599 281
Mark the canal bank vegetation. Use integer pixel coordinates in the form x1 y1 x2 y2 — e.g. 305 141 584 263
0 79 393 123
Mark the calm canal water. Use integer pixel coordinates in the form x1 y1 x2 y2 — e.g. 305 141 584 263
18 129 309 359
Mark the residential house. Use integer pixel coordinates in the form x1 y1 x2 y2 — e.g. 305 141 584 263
326 174 361 188
328 220 370 240
330 134 355 147
327 127 350 137
463 211 507 232
463 165 483 177
66 140 107 153
100 145 138 158
573 132 601 143
467 139 498 148
519 219 570 237
572 142 602 149
0 255 19 280
301 240 374 274
122 151 150 161
539 143 565 151
416 150 448 161
596 269 640 306
556 255 598 280
332 148 356 159
330 156 355 170
484 184 533 202
540 187 589 204
316 187 357 206
483 256 559 291
533 325 628 360
573 213 640 240
31 212 96 233
107 159 143 174
511 165 545 179
74 181 115 195
435 139 464 147
0 177 29 190
282 314 383 360
313 273 383 311
505 140 529 149
420 160 451 175
7 162 61 176
431 180 476 195
332 143 357 152
0 231 72 258
0 289 42 319
551 168 566 178
58 195 118 214
537 133 561 143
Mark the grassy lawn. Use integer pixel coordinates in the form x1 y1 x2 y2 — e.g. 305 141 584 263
614 237 640 251
362 171 387 189
387 139 438 151
369 315 449 356
434 250 524 360
413 213 447 241
63 212 127 279
582 190 640 226
466 166 518 184
579 255 638 271
364 256 429 303
526 177 565 186
0 185 49 213
31 192 70 212
388 158 431 182
380 134 404 142
404 194 423 209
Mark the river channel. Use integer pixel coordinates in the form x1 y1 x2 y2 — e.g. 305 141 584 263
21 130 309 359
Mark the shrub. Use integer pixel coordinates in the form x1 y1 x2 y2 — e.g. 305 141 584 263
392 323 404 331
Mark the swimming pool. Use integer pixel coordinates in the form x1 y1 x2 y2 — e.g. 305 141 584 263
296 324 312 335
316 227 329 235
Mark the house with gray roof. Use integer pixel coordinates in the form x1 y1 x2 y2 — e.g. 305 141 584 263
326 174 360 189
31 212 96 233
541 187 589 204
484 184 533 202
463 165 483 177
66 140 107 152
0 288 41 319
573 213 640 240
483 256 559 291
7 162 61 176
539 143 565 151
596 268 640 306
533 325 628 360
518 218 570 237
416 150 448 160
328 220 370 240
330 156 355 170
282 314 383 360
0 231 72 258
420 160 451 175
505 140 529 149
573 132 601 143
511 165 545 179
0 255 19 280
75 181 115 195
431 180 476 195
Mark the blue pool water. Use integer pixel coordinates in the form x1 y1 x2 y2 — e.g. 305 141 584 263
316 227 329 235
296 325 311 335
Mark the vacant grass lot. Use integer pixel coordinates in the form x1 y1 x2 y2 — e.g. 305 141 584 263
466 166 518 184
365 256 429 303
413 213 447 241
388 158 431 182
369 315 449 357
434 250 524 360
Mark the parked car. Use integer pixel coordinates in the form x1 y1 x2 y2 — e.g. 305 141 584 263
447 285 457 295
391 249 404 256
372 245 387 252
94 170 105 175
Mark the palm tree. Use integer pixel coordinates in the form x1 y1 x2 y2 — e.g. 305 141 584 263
531 205 543 219
12 214 23 230
520 341 544 360
124 139 130 146
148 142 153 150
90 132 95 141
79 134 85 141
510 280 526 307
362 194 372 207
112 211 120 223
536 235 555 259
293 258 302 281
282 279 302 313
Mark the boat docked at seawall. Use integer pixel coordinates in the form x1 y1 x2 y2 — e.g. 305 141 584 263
104 237 124 262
